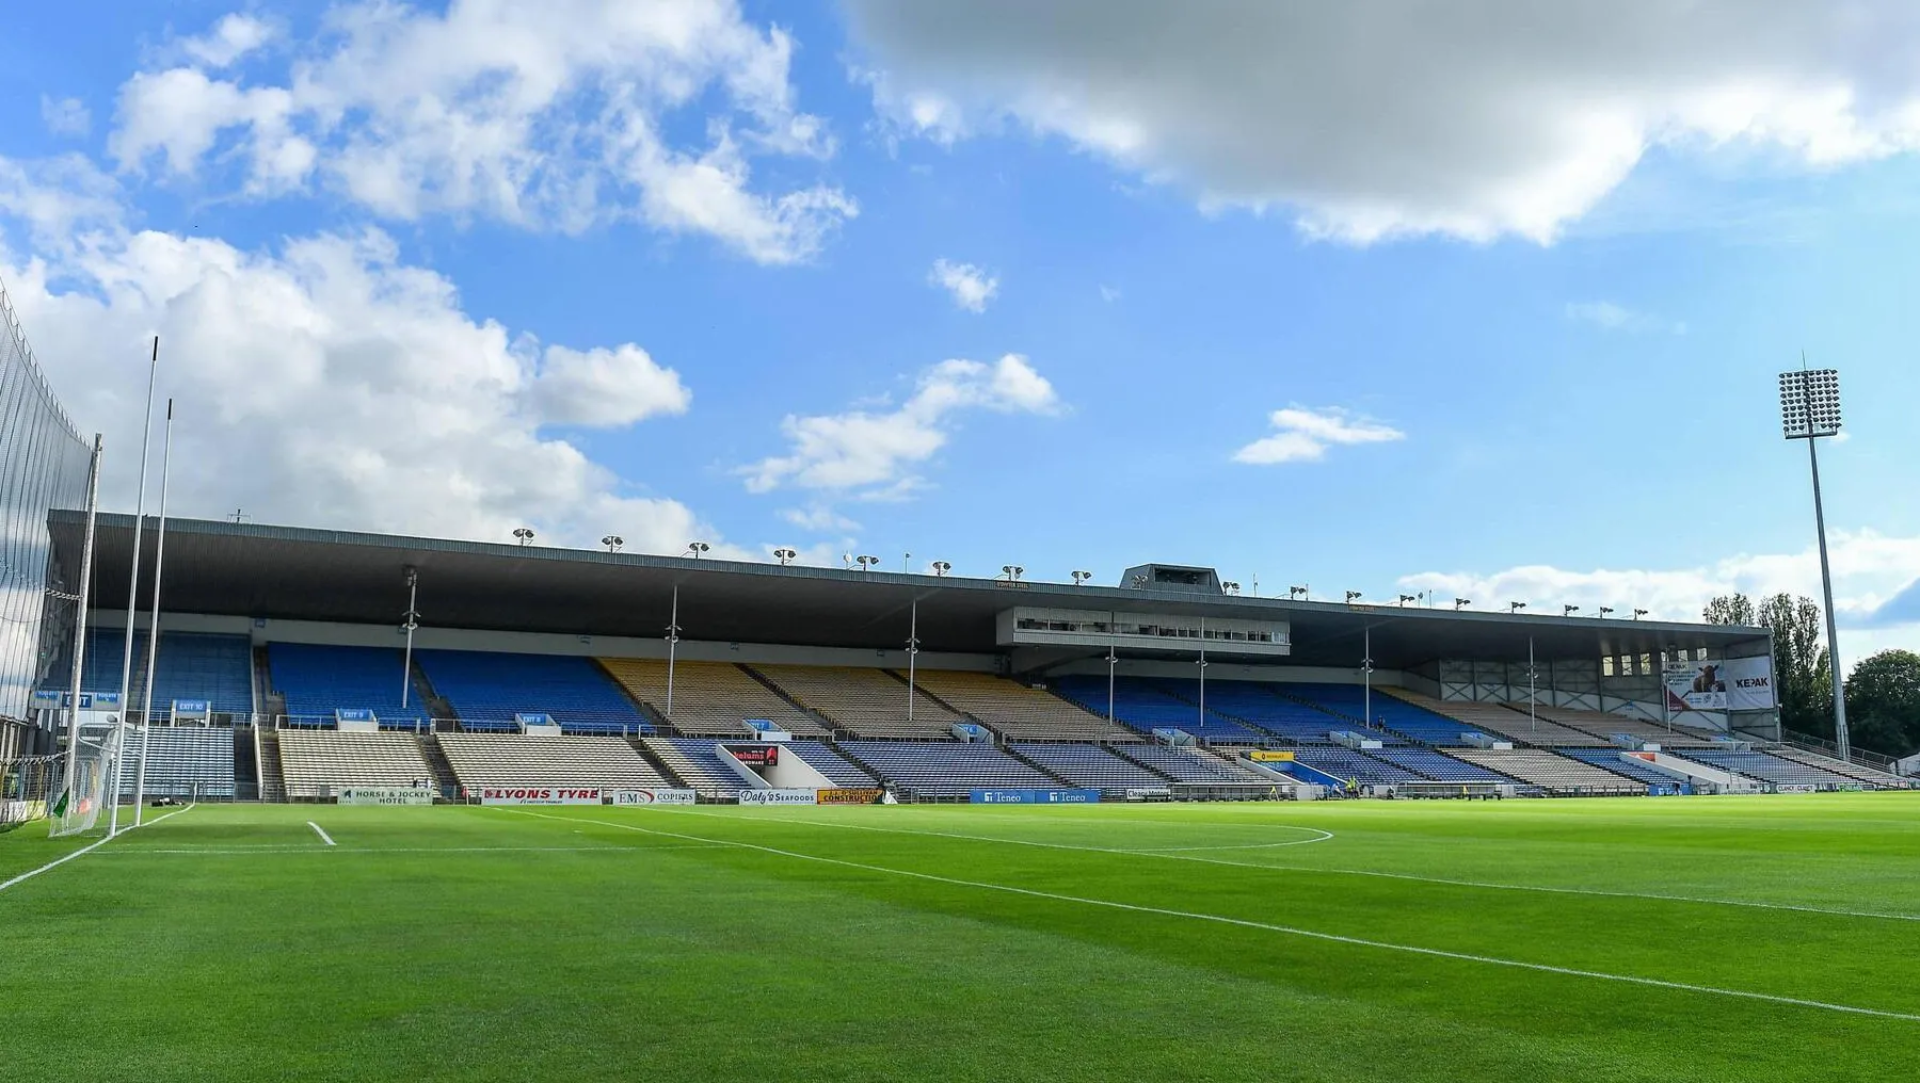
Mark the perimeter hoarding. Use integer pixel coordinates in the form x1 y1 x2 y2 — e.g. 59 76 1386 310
609 789 697 806
969 788 1100 804
737 788 818 806
335 788 433 806
474 787 603 805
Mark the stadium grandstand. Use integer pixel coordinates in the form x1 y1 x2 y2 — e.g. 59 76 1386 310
5 510 1907 807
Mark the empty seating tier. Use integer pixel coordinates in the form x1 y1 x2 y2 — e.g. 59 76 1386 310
417 650 642 735
910 670 1139 741
1175 680 1359 744
642 737 749 795
1367 748 1517 784
118 726 236 798
1381 689 1611 747
277 730 433 799
1766 746 1912 788
1680 749 1856 789
1446 749 1647 794
60 630 255 719
269 644 422 727
786 740 880 787
438 735 671 791
1050 676 1269 743
1113 743 1272 784
751 666 959 739
1281 684 1472 745
600 659 829 737
1522 706 1720 747
838 741 1057 797
1289 748 1423 786
1011 742 1170 794
1558 749 1683 788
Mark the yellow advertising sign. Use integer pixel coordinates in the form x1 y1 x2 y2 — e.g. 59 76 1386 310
1248 750 1296 762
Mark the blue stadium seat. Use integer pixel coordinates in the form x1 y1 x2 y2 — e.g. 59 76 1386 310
415 649 646 736
56 629 254 718
1367 748 1516 783
1280 683 1472 745
838 741 1056 798
1049 676 1267 742
1558 749 1684 788
267 643 422 728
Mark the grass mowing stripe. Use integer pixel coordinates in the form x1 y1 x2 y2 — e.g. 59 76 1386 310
306 821 336 846
684 809 1920 923
0 803 196 896
505 807 1920 1024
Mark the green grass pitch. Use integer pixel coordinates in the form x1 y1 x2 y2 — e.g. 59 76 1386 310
3 795 1917 1081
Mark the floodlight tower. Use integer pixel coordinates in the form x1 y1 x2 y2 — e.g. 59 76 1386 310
1780 365 1851 760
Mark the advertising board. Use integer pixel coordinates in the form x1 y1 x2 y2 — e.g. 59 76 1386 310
1663 660 1727 712
475 787 602 805
725 744 781 766
1248 750 1295 762
737 788 818 806
816 788 883 805
969 788 1100 804
335 787 433 806
1722 657 1777 711
608 789 697 806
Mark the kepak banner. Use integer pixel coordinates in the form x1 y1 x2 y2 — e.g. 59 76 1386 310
1722 657 1777 711
476 787 602 805
1663 661 1727 712
816 788 883 805
336 788 433 806
609 788 697 806
737 788 818 806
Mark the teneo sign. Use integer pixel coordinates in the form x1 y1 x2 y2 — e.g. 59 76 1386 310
737 788 818 806
475 787 602 805
608 788 697 806
335 788 433 806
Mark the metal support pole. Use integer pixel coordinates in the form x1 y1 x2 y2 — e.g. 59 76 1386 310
1528 636 1537 735
109 339 159 836
665 585 680 719
400 568 419 711
1196 617 1207 730
1106 611 1117 723
59 435 103 811
1362 627 1374 731
906 600 919 723
133 402 173 825
1807 437 1850 761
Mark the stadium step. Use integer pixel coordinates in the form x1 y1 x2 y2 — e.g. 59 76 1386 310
735 664 838 734
628 737 691 788
998 743 1074 787
1104 745 1181 783
416 735 461 799
257 728 286 802
233 726 260 800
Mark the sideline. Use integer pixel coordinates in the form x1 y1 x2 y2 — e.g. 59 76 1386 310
96 843 729 856
306 821 337 846
651 806 1920 923
0 803 196 896
497 806 1920 1023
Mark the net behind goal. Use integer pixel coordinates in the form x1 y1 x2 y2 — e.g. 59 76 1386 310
48 730 112 837
0 753 64 832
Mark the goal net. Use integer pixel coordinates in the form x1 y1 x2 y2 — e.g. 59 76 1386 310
0 753 62 832
48 728 111 837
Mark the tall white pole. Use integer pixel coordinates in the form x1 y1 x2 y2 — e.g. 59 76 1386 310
59 435 104 811
1807 436 1850 761
665 584 679 720
1362 626 1373 731
1106 613 1116 724
1528 636 1537 734
109 337 159 836
400 568 419 713
906 600 918 723
132 401 172 825
1196 616 1207 730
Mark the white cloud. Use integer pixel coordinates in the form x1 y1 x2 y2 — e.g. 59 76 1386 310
1400 529 1920 668
0 154 751 560
0 155 123 247
1099 284 1121 303
1565 300 1688 335
928 258 998 312
780 505 862 533
40 96 91 138
1233 405 1405 465
743 353 1058 496
109 3 854 263
181 13 276 68
847 1 1920 243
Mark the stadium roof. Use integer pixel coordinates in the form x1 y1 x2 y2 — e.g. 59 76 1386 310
52 512 1769 670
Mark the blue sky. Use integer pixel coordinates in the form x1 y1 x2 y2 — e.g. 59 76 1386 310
1 1 1918 662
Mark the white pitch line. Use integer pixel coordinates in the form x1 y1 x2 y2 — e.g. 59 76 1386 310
497 807 1920 1023
649 808 1920 924
306 821 336 846
100 843 728 856
0 803 195 897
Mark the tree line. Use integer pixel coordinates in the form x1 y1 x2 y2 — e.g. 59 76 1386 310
1703 593 1920 757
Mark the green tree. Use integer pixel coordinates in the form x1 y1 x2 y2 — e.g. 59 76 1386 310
1702 593 1758 627
1708 593 1834 738
1843 649 1920 756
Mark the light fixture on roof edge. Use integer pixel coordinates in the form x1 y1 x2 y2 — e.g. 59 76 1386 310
773 547 797 566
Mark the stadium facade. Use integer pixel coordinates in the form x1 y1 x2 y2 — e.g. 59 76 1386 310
20 506 1906 809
